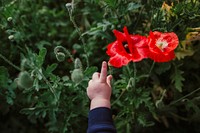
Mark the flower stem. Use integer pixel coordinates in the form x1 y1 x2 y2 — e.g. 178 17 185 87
111 89 126 106
0 53 22 71
169 87 200 106
133 62 137 89
35 67 58 103
144 61 155 85
149 61 155 77
66 1 89 68
54 46 75 62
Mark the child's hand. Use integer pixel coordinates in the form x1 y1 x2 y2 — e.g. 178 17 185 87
87 61 112 110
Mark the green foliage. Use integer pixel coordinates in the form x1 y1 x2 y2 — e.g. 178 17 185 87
171 65 185 92
0 66 9 88
0 0 200 133
17 71 33 89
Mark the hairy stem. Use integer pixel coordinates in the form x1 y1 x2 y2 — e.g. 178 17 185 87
66 1 89 67
35 67 58 103
0 53 21 71
144 61 155 85
54 46 75 62
133 62 137 89
169 87 200 106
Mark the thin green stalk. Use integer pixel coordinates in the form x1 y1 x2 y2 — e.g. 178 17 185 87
148 61 155 77
35 68 58 103
111 89 126 106
133 62 137 89
108 65 113 76
66 1 89 68
0 53 22 71
111 77 135 106
133 6 144 30
144 61 155 85
112 63 137 105
169 87 200 106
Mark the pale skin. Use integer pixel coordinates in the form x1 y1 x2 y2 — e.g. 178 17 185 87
87 61 112 110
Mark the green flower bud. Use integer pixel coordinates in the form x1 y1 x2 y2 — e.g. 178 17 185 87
7 17 13 22
8 35 14 40
71 69 83 83
17 71 33 89
74 58 82 69
65 3 72 8
56 52 66 62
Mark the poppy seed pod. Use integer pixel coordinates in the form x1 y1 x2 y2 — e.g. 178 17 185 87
71 69 83 83
17 71 33 89
56 52 66 62
74 58 82 69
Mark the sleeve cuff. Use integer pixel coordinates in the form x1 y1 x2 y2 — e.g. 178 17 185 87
87 107 116 133
88 107 113 126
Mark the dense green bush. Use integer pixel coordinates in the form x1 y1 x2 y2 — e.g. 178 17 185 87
0 0 200 132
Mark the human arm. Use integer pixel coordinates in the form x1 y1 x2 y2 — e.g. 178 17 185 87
87 61 116 133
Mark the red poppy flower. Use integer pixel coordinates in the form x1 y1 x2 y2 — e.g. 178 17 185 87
123 28 149 62
106 27 149 67
106 28 132 67
147 31 179 62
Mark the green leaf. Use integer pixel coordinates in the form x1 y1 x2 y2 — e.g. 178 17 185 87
84 66 98 77
6 96 14 105
186 100 200 113
171 67 185 92
6 83 17 105
0 66 9 88
36 48 47 67
36 41 51 49
127 2 141 11
46 63 58 75
155 63 171 75
104 0 117 8
137 114 154 127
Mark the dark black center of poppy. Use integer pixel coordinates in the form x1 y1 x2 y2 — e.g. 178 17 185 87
122 41 130 53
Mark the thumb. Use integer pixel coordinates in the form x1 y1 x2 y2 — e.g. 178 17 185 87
106 75 112 87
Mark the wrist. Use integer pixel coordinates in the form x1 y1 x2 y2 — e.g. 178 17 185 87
90 98 111 110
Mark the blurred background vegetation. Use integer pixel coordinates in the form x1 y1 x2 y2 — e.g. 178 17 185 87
0 0 200 132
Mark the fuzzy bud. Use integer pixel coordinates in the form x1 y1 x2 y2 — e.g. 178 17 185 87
65 3 72 8
56 52 66 62
8 35 14 40
71 69 83 83
7 17 13 22
17 71 33 89
74 58 82 69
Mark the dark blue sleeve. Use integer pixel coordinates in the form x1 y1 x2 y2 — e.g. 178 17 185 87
87 107 117 133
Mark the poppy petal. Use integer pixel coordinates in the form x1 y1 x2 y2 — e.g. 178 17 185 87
108 53 131 67
148 31 179 62
148 50 175 62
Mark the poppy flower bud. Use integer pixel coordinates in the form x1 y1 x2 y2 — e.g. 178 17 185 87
74 58 82 69
8 35 14 40
17 71 33 89
71 69 83 83
56 52 66 62
7 17 13 22
65 3 72 8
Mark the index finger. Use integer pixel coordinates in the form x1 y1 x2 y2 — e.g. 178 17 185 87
100 61 107 82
